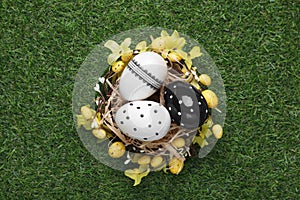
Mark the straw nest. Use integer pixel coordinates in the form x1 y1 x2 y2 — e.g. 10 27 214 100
96 60 200 161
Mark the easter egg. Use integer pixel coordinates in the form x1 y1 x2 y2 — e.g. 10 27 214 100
150 156 163 168
112 61 125 73
137 155 151 165
172 137 185 148
164 81 209 129
212 124 223 139
108 142 126 158
199 74 212 86
115 101 171 141
80 105 94 120
202 89 218 108
92 128 107 139
119 52 168 101
169 157 184 175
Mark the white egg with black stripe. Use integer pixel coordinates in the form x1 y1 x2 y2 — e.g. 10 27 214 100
115 101 171 141
119 52 168 101
164 81 209 129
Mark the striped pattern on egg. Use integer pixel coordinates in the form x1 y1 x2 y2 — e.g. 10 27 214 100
118 52 168 101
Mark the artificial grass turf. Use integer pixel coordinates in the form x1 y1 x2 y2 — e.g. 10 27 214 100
1 0 299 199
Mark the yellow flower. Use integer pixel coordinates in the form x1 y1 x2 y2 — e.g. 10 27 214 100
77 115 92 130
201 116 213 130
124 168 150 186
135 41 148 52
151 30 186 58
193 135 208 148
163 30 186 51
198 127 213 139
104 38 132 65
177 46 202 69
150 30 202 70
168 51 182 62
77 105 96 130
194 121 213 147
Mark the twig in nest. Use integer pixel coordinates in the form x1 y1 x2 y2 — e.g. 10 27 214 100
96 60 196 159
103 121 129 145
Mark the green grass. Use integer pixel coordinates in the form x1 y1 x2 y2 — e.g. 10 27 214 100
1 0 299 199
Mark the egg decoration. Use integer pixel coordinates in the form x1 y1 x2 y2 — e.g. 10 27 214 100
115 101 171 141
74 28 226 186
164 81 209 129
108 141 126 158
169 157 184 175
150 156 164 168
119 52 168 101
202 89 218 108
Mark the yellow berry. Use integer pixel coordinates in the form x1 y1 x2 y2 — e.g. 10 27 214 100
150 156 163 168
121 51 133 63
169 157 184 175
80 105 94 120
137 155 151 165
202 90 218 108
108 142 126 158
172 138 185 148
212 124 223 139
199 74 212 86
112 61 125 73
168 52 182 62
131 153 143 163
92 128 106 139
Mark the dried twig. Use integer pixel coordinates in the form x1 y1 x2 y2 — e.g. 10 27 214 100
95 58 197 159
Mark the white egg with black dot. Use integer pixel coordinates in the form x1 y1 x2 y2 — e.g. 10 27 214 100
115 101 171 141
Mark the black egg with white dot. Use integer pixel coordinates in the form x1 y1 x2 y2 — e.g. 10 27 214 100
164 81 209 129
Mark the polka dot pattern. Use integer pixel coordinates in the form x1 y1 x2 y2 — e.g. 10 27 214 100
164 81 209 129
115 101 171 141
